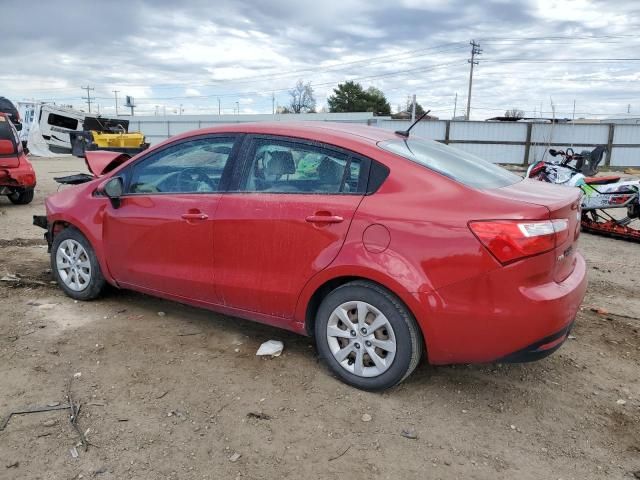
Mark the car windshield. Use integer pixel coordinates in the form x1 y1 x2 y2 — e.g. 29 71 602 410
378 137 521 189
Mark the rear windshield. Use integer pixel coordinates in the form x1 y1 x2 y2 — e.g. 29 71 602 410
378 137 521 189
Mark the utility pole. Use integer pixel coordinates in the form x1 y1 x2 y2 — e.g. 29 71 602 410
572 100 576 120
411 94 416 122
628 104 631 114
465 40 482 120
236 101 239 115
218 98 221 115
112 90 120 116
272 92 275 115
453 92 458 119
82 86 94 113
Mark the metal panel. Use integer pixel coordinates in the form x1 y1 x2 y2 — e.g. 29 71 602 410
609 147 640 167
450 121 526 142
531 123 609 144
613 124 640 145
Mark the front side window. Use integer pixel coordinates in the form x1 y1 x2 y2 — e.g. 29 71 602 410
379 137 521 189
243 139 362 194
128 137 235 194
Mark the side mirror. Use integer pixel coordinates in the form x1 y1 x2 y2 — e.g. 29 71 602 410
14 122 23 132
100 177 124 208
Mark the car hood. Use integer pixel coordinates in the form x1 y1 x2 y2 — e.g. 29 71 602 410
84 151 131 176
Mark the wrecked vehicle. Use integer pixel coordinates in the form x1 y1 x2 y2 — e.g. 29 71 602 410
34 121 587 391
0 113 35 204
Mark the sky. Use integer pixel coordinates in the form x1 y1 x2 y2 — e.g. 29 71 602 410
0 0 639 119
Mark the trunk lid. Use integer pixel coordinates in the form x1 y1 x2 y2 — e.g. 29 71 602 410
0 115 19 168
487 179 582 282
84 150 131 176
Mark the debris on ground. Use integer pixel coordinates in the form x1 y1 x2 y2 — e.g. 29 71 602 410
361 413 372 422
5 461 19 469
0 403 70 431
616 399 627 405
69 447 78 459
400 429 418 439
247 412 272 420
256 340 284 357
1 274 20 283
157 311 166 317
229 452 241 462
67 377 89 451
328 445 351 461
42 419 57 427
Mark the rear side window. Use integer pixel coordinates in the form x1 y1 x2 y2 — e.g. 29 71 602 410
48 113 79 130
241 139 364 194
379 138 520 189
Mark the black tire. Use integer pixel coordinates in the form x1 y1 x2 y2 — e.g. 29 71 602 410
314 280 424 391
8 188 34 205
50 227 106 301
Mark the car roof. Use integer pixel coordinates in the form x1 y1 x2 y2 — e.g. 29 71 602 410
170 121 400 147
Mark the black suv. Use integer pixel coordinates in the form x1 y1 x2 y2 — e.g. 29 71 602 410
0 97 21 131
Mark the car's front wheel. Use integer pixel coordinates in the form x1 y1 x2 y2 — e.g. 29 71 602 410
51 227 106 300
315 281 423 391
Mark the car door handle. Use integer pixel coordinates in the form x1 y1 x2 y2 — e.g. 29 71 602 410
181 213 208 221
305 214 344 224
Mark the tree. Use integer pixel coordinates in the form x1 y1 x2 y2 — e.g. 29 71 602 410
289 80 316 113
405 97 426 116
327 81 391 115
505 108 525 119
365 87 391 116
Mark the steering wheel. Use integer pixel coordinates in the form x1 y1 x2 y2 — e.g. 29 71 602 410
176 167 216 192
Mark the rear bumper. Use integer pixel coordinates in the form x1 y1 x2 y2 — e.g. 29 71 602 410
498 320 574 363
0 161 36 189
414 252 587 365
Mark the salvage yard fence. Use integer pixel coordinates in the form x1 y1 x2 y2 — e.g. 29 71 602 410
125 114 640 167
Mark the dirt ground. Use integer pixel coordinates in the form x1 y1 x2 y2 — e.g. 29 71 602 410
1 156 639 480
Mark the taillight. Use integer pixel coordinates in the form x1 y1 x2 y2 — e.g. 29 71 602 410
469 219 569 265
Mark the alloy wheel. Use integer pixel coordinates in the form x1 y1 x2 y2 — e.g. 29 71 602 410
56 239 92 292
326 301 397 378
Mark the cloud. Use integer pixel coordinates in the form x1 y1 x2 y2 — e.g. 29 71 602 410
0 0 638 118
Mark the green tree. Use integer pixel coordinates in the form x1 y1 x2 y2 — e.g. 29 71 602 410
327 81 391 115
366 87 391 116
404 98 426 116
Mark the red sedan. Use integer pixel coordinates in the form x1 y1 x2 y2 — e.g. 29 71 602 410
0 113 36 204
36 122 586 390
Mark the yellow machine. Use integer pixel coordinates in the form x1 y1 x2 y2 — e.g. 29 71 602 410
70 116 149 157
90 130 147 150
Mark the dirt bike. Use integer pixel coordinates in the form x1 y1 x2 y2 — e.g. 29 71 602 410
526 146 640 241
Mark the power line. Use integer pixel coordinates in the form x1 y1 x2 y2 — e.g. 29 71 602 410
484 58 640 63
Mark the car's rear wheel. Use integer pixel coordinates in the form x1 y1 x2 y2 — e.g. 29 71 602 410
51 227 105 300
8 188 34 205
315 281 423 391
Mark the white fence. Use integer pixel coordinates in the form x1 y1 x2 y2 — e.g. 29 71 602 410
123 113 640 167
374 120 640 167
